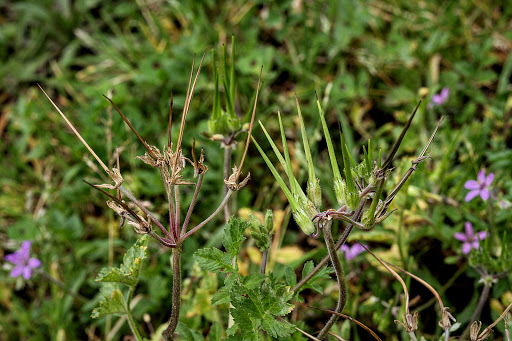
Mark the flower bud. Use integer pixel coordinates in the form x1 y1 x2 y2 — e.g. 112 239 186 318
264 210 273 233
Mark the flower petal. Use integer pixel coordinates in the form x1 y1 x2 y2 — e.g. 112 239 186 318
4 252 22 264
461 243 472 255
485 173 494 186
465 190 480 202
10 266 23 278
22 267 32 280
464 222 474 237
477 170 486 184
480 189 489 201
440 88 450 101
464 180 480 190
454 232 468 242
20 241 32 259
471 240 479 250
476 231 488 240
28 258 41 268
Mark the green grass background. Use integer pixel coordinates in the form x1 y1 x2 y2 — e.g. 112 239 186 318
1 0 511 340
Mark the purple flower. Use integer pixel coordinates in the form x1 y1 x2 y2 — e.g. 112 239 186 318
464 170 494 202
341 243 366 260
454 222 487 255
4 241 41 279
428 87 449 108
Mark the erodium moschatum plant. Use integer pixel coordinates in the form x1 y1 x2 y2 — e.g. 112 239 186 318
254 94 443 339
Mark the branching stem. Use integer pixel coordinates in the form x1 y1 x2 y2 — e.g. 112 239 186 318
292 201 365 293
181 190 233 241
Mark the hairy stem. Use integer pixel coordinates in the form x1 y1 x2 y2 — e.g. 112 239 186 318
260 249 269 274
163 246 182 340
317 221 346 339
223 146 232 222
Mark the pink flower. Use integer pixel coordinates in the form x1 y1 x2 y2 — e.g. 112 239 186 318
464 170 494 202
454 222 487 255
4 241 41 279
341 243 366 260
428 87 449 108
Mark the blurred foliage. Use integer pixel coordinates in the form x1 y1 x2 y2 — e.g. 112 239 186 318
1 0 512 340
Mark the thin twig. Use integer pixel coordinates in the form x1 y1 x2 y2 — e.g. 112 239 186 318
38 85 110 173
118 185 171 240
181 173 204 236
460 282 492 340
181 190 234 241
310 306 382 341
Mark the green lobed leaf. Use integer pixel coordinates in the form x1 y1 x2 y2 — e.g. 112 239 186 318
95 235 149 286
193 247 235 273
260 316 294 338
260 275 294 316
223 217 249 258
228 276 295 339
284 266 297 288
211 285 231 305
176 322 206 341
91 284 126 319
299 260 334 294
208 323 222 341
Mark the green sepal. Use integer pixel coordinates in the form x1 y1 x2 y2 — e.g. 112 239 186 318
95 235 149 286
340 134 359 211
307 177 322 209
91 283 127 318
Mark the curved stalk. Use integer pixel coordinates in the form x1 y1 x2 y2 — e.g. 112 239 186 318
317 221 347 339
292 201 365 293
460 282 492 340
162 246 182 340
181 173 205 236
